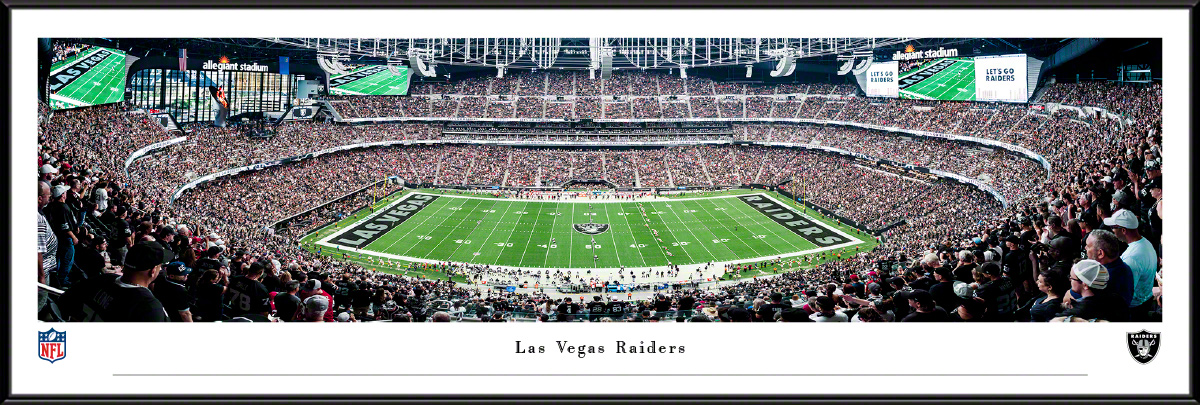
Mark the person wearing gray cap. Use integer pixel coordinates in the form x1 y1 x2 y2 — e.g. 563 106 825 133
57 241 171 322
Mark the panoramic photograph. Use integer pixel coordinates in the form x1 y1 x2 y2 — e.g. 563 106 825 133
35 36 1163 324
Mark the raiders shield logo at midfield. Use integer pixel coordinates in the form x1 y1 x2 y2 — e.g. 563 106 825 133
573 223 610 235
1127 330 1160 364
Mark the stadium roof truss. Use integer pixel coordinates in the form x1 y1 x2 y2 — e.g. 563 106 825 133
257 37 916 70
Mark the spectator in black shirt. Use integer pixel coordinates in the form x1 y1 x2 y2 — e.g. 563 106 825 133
1002 236 1030 282
225 262 271 318
334 273 357 312
909 254 938 291
886 277 912 320
587 296 607 321
973 262 1017 322
191 269 227 322
653 294 672 313
46 184 80 288
678 293 696 318
901 290 950 322
190 247 222 284
273 280 303 321
58 241 170 322
756 292 790 322
156 226 177 263
1027 270 1067 322
320 273 339 305
259 260 282 293
607 300 626 319
952 250 977 284
929 266 961 312
153 262 195 322
350 282 374 318
557 297 580 321
74 237 108 280
101 205 133 266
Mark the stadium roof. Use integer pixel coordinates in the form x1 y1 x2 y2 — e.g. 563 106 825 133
64 37 1081 72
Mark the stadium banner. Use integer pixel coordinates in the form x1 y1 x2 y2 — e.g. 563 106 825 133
974 54 1028 103
124 136 187 176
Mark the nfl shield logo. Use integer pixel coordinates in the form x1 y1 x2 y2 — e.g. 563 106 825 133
1127 330 1160 364
38 328 66 364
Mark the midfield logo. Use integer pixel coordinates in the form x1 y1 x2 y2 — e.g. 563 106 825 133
1127 330 1160 365
573 223 610 235
38 328 67 364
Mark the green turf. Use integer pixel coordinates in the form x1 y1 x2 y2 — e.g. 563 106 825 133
313 190 873 270
898 57 975 101
329 65 412 96
48 47 127 110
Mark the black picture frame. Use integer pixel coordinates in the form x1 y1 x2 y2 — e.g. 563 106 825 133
4 0 1196 404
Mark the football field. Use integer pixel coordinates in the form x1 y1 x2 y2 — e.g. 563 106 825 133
47 47 127 110
313 190 869 270
898 57 975 101
328 65 412 95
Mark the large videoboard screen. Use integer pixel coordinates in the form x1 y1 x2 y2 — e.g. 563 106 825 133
328 65 412 95
897 57 976 101
886 54 1029 103
47 44 128 110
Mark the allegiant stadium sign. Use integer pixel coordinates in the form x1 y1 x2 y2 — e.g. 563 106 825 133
892 46 960 61
201 60 271 72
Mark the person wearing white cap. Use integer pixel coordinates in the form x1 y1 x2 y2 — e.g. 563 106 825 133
1104 209 1158 320
1054 259 1129 322
40 164 59 181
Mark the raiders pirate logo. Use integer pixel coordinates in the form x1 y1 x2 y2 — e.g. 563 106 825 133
573 223 610 235
1127 330 1160 364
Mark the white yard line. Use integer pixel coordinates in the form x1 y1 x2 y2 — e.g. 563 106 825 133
601 203 638 268
654 200 715 263
486 200 531 265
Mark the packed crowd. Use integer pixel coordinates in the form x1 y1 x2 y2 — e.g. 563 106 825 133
39 78 1162 322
